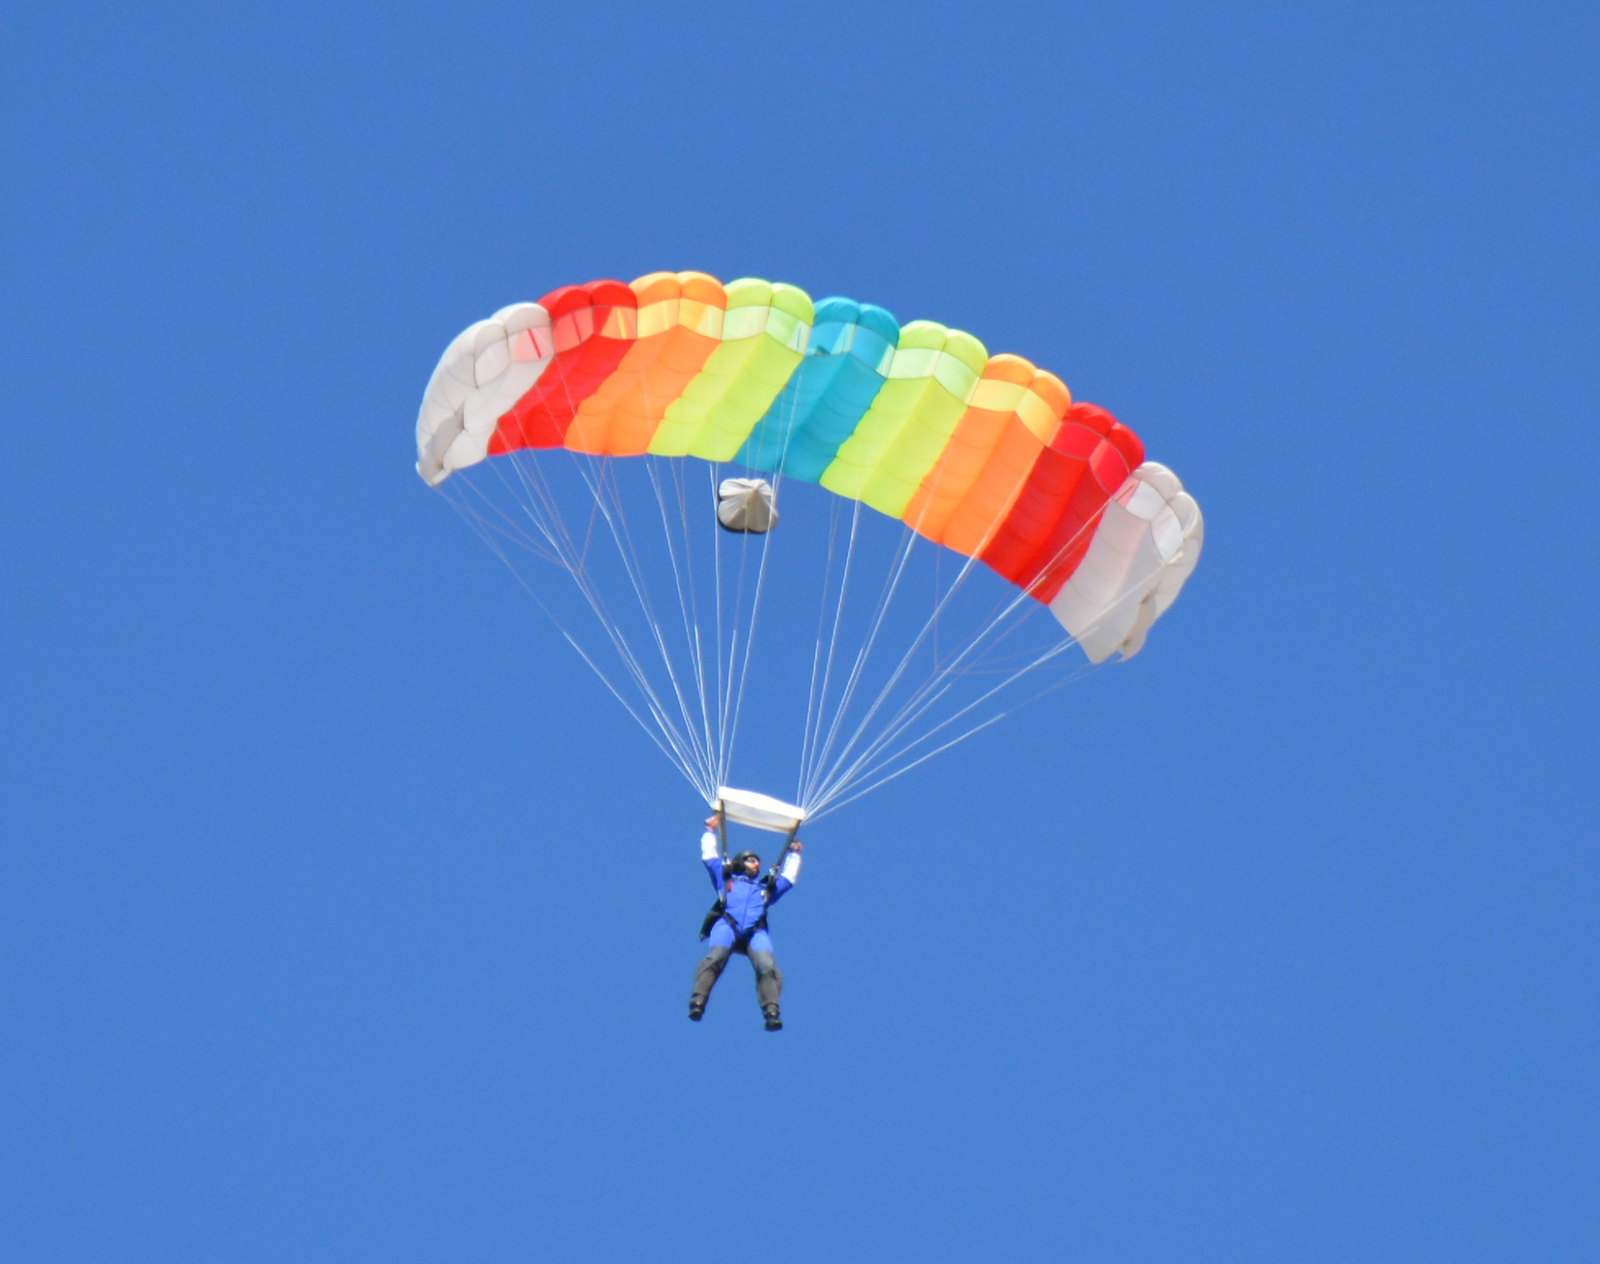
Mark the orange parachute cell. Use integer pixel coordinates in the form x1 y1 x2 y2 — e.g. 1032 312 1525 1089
906 353 1072 555
563 272 729 456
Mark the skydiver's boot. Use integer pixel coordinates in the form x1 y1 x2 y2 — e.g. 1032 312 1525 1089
763 1005 783 1032
690 945 730 1021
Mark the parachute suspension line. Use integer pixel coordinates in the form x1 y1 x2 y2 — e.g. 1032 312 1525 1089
807 514 1054 811
721 499 774 790
497 445 716 800
473 432 583 566
796 492 858 806
446 461 558 562
712 462 754 792
707 457 731 792
636 448 713 793
708 459 741 788
702 456 747 795
806 656 1102 822
688 454 730 795
798 501 927 807
806 539 1063 810
452 458 549 553
800 446 989 804
567 452 722 796
471 378 710 786
713 468 780 789
807 499 1127 812
797 496 867 804
440 482 712 796
630 368 724 796
519 452 699 791
543 453 720 800
640 451 719 792
800 523 993 806
798 485 958 810
809 584 1120 819
807 635 1085 819
732 390 857 806
719 380 805 791
819 547 1081 812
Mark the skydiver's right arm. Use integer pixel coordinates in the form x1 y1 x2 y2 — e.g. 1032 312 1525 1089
701 829 724 890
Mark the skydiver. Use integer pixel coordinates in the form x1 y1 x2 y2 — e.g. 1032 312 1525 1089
688 814 803 1031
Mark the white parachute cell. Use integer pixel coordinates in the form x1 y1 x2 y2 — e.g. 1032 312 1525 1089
1047 462 1204 663
416 303 554 487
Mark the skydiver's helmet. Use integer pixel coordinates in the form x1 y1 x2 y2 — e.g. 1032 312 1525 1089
729 851 762 879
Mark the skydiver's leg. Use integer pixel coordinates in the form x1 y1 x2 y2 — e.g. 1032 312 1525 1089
690 922 736 1019
748 950 782 1009
690 946 731 1015
747 930 783 1029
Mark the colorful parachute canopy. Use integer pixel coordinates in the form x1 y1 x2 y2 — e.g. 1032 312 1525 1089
417 271 1202 665
418 271 1204 819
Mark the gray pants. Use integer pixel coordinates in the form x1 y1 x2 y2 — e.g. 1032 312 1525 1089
692 944 782 1014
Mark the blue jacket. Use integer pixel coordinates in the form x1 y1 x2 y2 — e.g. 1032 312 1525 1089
701 830 799 936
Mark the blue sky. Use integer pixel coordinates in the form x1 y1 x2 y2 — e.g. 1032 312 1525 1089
5 2 1596 1260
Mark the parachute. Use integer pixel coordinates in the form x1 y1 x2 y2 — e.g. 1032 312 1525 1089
417 270 1203 823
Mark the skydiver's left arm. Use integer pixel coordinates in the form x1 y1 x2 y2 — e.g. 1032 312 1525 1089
766 841 803 904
